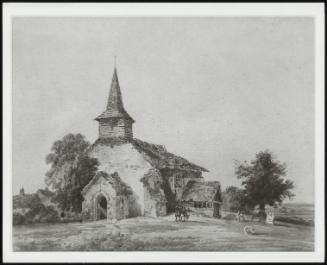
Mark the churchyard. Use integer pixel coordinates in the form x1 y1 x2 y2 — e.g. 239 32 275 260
13 211 314 252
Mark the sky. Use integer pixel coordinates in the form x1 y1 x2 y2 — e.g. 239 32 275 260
12 17 314 203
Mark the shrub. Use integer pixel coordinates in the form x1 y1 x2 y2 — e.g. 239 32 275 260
222 213 237 221
24 203 46 224
14 203 60 225
13 212 25 226
40 206 60 223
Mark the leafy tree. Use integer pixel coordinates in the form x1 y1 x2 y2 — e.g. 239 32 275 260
45 133 98 213
222 186 247 212
235 150 294 213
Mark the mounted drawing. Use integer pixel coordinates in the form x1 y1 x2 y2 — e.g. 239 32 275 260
10 16 316 253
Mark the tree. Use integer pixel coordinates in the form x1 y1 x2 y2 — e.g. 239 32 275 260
45 133 98 213
235 150 294 213
222 186 247 212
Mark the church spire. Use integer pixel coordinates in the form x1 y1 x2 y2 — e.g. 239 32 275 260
95 66 134 139
106 67 124 111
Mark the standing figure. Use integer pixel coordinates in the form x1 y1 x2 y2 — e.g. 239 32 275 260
237 209 245 222
175 204 181 221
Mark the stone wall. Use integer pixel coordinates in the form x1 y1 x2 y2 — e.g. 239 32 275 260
82 192 139 221
115 195 129 220
88 142 153 215
115 194 141 220
143 189 167 217
82 174 117 221
141 169 167 217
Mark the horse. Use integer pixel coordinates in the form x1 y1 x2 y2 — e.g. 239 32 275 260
175 205 190 222
180 207 190 222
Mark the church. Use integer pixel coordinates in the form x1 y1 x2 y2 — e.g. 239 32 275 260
81 67 221 221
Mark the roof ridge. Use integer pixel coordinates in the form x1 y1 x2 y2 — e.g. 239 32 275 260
82 171 133 196
132 138 208 172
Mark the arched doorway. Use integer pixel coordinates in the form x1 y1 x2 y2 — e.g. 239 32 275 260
96 194 107 220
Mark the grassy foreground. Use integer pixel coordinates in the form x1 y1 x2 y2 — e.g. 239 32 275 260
13 214 314 251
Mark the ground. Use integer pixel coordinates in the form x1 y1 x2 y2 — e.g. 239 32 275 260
13 214 314 251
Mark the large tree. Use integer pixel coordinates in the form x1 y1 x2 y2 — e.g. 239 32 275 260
45 133 98 212
222 186 247 212
235 150 294 213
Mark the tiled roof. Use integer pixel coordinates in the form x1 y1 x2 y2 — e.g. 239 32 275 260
81 171 133 196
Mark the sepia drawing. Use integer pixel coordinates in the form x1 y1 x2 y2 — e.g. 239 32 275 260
12 17 315 252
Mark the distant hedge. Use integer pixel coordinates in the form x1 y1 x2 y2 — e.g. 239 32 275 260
13 194 41 209
13 212 25 225
274 215 314 226
13 204 60 226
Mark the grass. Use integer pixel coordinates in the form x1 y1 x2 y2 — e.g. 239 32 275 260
13 213 314 251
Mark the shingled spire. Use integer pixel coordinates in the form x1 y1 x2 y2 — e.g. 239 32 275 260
95 67 134 139
106 67 124 111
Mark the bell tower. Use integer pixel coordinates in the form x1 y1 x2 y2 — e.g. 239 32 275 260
95 67 134 139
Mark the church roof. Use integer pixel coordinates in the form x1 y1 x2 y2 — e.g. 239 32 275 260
181 180 221 202
81 171 133 196
132 138 209 172
95 68 135 122
89 137 208 172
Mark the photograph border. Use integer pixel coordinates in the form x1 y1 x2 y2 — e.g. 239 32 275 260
2 3 325 263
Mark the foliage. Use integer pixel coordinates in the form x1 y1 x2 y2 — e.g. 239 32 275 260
45 133 99 213
235 150 294 211
40 206 60 223
13 204 60 225
222 186 248 212
13 212 25 226
13 194 41 209
24 203 46 224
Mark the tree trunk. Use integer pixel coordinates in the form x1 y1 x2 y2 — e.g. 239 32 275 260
258 203 266 221
259 203 265 212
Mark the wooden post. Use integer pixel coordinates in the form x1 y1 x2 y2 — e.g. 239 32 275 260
213 200 221 218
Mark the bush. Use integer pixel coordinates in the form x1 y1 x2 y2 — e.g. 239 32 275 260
40 206 60 223
222 213 237 221
24 203 46 224
13 212 25 226
13 204 60 225
250 211 267 222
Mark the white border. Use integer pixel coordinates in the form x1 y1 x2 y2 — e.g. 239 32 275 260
2 3 325 263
